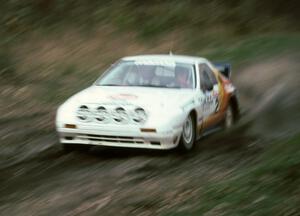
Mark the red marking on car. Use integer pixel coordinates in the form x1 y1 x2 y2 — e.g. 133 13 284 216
213 91 219 97
109 94 138 100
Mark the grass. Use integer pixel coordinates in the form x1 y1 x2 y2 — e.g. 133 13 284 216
34 65 98 104
191 34 300 67
2 32 298 108
164 134 300 216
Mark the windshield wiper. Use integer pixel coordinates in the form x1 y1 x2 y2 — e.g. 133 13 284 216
129 84 168 88
99 84 183 88
137 84 186 89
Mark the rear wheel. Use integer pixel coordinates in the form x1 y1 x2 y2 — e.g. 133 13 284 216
178 114 196 152
224 104 234 129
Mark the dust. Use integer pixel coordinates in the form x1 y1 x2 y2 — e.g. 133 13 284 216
234 54 300 137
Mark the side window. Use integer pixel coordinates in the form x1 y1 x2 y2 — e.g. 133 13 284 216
204 64 218 85
199 63 218 91
200 69 211 91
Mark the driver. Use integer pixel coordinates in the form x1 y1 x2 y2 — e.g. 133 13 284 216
139 65 156 85
124 65 139 85
175 65 191 88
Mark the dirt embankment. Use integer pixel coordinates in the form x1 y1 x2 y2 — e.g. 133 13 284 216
0 55 299 216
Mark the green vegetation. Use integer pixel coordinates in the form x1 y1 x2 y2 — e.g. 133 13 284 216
1 0 299 39
201 34 300 66
37 34 300 104
165 134 300 215
1 0 299 82
1 0 299 81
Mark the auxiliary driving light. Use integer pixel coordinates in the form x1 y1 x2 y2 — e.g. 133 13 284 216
133 107 147 123
65 124 77 129
140 128 157 133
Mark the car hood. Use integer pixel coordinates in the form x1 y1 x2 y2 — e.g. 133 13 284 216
68 85 196 110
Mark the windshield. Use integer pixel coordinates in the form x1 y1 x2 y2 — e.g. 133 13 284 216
96 60 195 89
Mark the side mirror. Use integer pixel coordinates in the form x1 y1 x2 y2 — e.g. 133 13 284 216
222 65 231 78
213 62 231 78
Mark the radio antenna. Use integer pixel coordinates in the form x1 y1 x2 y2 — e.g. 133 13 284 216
169 31 175 56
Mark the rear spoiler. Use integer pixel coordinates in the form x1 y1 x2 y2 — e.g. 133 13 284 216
213 62 231 78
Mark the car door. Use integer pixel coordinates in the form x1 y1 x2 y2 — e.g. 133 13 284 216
199 63 220 129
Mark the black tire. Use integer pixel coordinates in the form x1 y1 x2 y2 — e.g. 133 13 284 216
62 144 91 153
178 114 196 152
224 104 235 129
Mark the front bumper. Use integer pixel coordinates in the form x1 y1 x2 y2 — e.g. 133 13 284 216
56 124 182 150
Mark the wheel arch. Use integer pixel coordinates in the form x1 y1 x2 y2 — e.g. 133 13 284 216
189 109 198 135
189 109 197 124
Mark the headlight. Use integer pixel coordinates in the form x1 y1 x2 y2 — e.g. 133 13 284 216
133 107 147 123
77 105 90 121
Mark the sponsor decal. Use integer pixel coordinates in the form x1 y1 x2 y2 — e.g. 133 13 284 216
198 116 203 123
214 97 220 112
202 91 219 114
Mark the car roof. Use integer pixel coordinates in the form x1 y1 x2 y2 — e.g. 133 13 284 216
122 54 208 64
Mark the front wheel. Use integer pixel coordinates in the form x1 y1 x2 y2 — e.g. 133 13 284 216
178 114 196 152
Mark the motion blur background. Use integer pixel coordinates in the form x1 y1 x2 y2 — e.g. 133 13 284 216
0 1 300 215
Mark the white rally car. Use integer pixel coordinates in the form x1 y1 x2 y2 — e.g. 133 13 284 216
56 55 239 151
